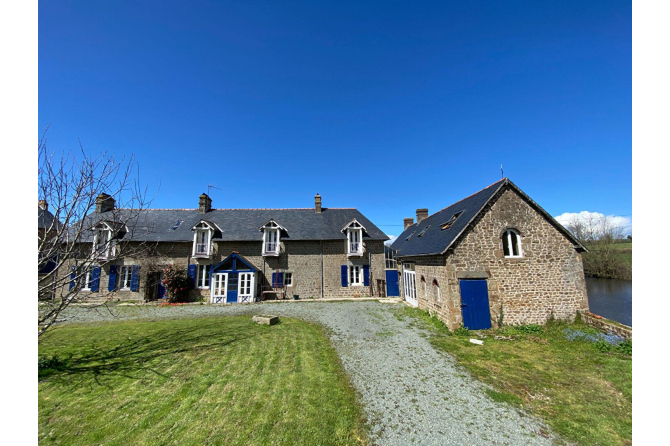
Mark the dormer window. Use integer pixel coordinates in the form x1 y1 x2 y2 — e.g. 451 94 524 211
260 220 284 256
342 219 365 257
191 221 218 258
92 222 121 260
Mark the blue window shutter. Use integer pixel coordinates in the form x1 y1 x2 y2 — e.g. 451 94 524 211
363 265 370 286
108 265 118 291
277 272 283 287
90 267 101 292
70 267 76 290
341 265 348 287
188 264 197 288
130 265 140 292
272 272 278 288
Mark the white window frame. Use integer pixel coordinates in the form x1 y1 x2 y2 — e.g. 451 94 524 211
349 265 363 286
502 229 523 258
284 272 293 287
196 264 211 289
193 228 212 257
263 227 280 256
82 268 93 291
342 220 365 257
119 266 132 289
260 220 284 256
93 227 114 260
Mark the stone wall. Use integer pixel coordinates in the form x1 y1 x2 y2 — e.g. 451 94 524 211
581 312 632 340
65 238 386 303
405 186 589 330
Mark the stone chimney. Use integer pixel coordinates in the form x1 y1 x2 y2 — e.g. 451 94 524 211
416 208 428 224
38 199 48 211
96 193 115 213
404 218 414 230
315 193 322 213
199 193 212 214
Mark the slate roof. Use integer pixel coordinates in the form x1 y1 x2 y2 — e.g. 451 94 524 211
75 207 388 243
38 205 62 231
390 178 585 257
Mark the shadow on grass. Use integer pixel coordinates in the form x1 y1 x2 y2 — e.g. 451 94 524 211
39 321 264 385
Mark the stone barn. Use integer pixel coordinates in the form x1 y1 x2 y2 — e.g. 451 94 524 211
390 178 589 330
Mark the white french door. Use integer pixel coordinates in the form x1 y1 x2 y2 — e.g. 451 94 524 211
211 273 227 303
402 265 417 307
239 273 254 302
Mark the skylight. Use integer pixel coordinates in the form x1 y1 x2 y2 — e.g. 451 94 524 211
405 231 416 241
417 225 431 237
171 220 184 230
440 212 463 230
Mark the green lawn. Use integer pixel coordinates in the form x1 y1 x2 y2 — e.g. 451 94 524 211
39 316 368 445
395 307 632 446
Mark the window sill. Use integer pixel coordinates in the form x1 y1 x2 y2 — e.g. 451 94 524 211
262 252 280 257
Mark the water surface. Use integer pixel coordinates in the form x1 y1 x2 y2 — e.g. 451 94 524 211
585 277 632 327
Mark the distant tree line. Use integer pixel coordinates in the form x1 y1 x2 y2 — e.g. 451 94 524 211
564 215 632 280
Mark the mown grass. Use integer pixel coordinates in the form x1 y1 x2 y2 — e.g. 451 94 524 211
395 306 632 446
39 316 368 445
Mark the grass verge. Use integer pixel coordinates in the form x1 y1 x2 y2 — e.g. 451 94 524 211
395 306 632 446
39 316 368 445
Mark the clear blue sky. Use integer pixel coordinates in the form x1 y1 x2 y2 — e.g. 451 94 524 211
38 0 632 236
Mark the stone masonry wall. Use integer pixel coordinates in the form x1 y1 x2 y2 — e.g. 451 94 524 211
67 238 386 303
407 187 589 330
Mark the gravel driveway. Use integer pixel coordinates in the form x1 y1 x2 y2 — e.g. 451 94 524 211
58 300 560 445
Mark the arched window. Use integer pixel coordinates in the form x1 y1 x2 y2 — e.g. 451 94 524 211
433 279 441 301
502 229 523 258
421 276 426 296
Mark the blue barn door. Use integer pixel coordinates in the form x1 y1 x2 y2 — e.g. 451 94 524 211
459 279 491 330
385 270 400 297
227 273 238 303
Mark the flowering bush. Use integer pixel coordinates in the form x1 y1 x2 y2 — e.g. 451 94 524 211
162 265 191 303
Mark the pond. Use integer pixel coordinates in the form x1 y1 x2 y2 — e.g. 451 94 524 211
585 277 632 327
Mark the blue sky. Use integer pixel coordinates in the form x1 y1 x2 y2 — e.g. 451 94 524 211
38 0 632 236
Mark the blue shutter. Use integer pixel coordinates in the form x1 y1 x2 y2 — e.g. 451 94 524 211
108 265 118 291
90 266 101 292
188 264 197 288
70 267 76 290
341 265 348 287
363 265 370 286
130 265 140 292
272 272 284 288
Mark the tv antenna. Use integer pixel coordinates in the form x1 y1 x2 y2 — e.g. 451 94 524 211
208 184 222 195
500 164 504 179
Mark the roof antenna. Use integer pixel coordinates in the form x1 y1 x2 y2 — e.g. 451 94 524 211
208 184 222 195
501 164 504 179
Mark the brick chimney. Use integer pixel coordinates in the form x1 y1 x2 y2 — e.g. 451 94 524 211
96 193 115 213
416 208 428 224
199 193 212 214
38 199 48 211
315 193 322 213
404 218 414 230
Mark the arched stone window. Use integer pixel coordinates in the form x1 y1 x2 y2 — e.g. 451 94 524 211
433 279 441 301
502 229 523 258
420 276 426 297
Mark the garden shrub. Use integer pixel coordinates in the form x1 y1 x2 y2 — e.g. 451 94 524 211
162 266 192 303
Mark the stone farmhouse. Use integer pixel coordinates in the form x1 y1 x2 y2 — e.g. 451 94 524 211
67 193 389 303
390 178 589 330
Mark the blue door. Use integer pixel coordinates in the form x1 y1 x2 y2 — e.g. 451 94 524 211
459 279 491 330
385 270 400 297
227 273 238 303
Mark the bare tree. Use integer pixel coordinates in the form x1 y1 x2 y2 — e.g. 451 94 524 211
38 131 152 337
564 214 630 279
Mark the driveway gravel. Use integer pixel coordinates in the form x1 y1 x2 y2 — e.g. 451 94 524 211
57 300 560 445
